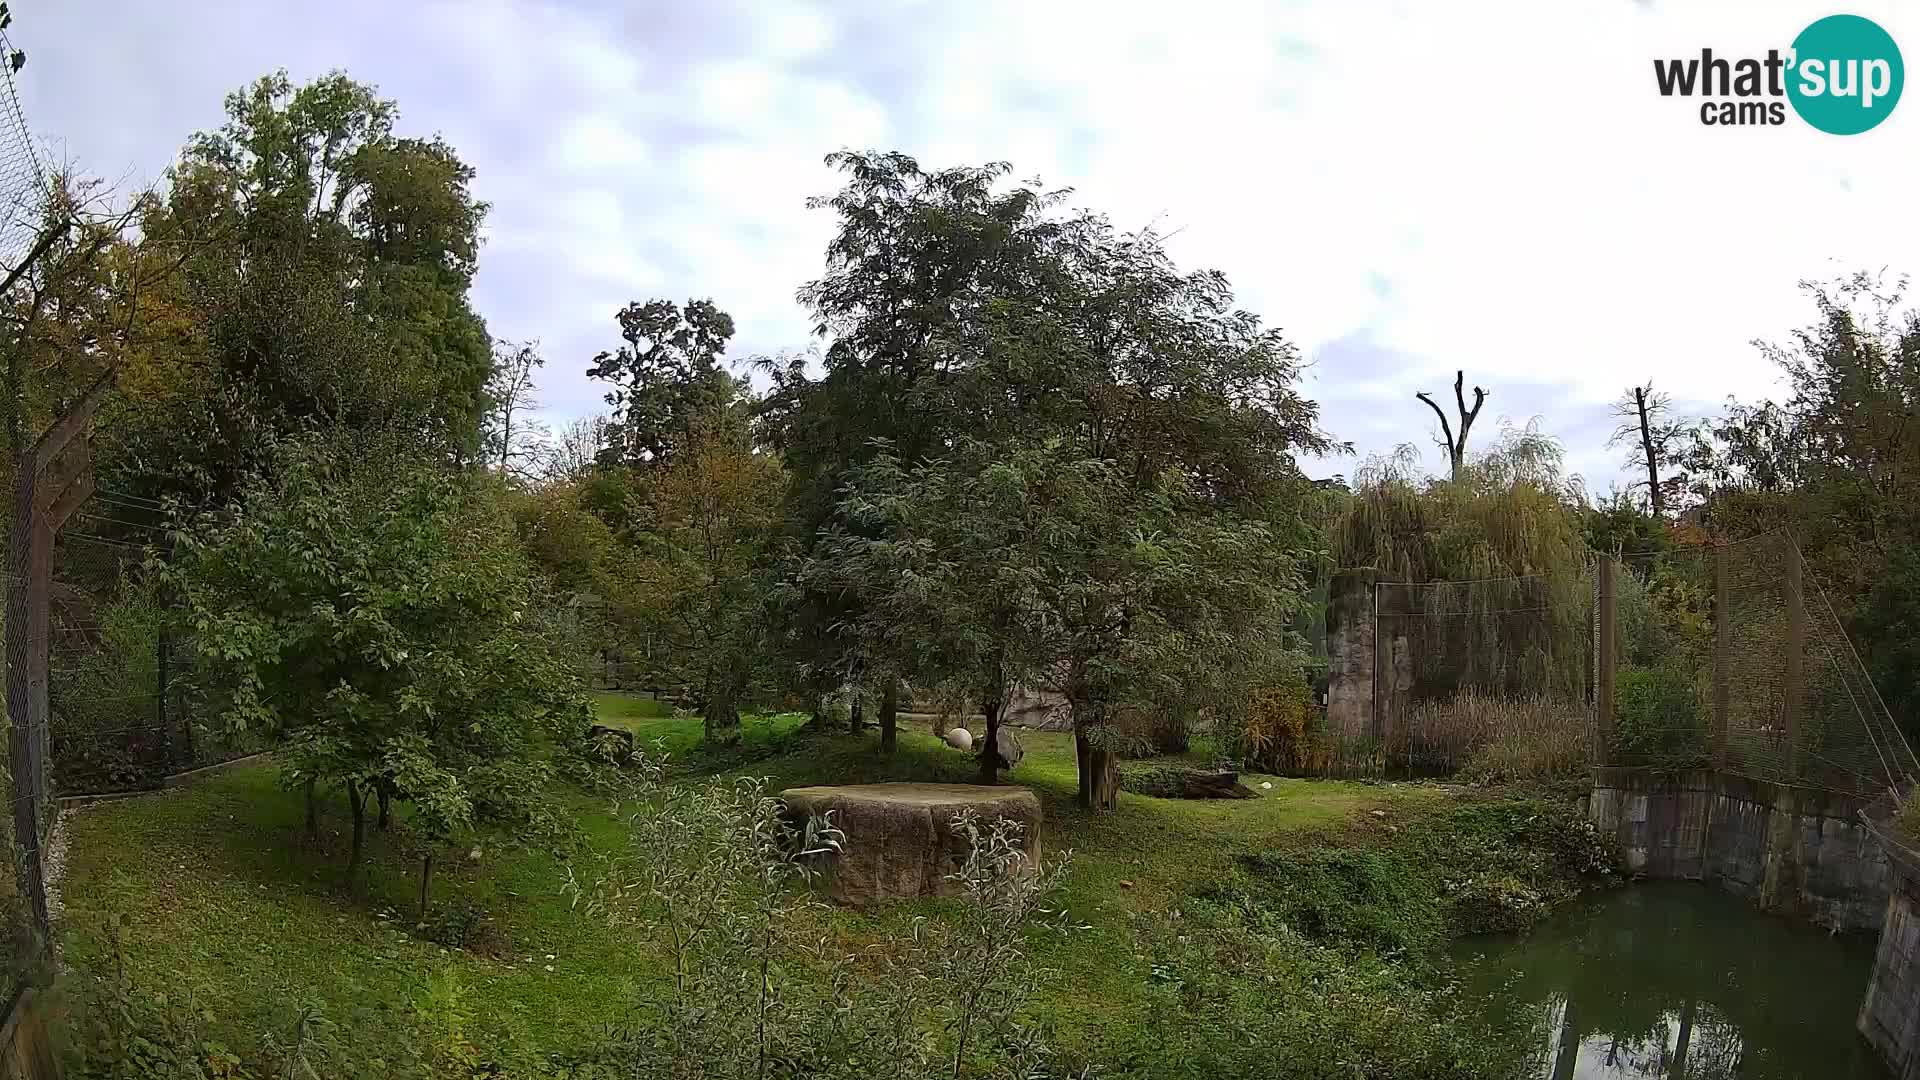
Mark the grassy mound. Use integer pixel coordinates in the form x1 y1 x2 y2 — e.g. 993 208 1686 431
52 694 1616 1077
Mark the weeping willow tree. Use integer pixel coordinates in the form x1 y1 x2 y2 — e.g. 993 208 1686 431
1330 423 1593 704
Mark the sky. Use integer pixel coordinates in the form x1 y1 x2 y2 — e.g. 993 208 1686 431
11 0 1918 493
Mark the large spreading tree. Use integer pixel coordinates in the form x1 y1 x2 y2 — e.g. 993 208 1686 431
96 71 496 508
777 152 1340 806
165 433 588 888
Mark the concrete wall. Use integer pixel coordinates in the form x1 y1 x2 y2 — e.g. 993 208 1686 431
1860 844 1920 1079
1325 568 1378 744
1587 767 1889 932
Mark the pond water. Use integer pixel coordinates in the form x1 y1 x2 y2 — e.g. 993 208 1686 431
1453 882 1887 1080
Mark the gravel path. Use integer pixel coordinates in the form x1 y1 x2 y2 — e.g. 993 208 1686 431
42 800 92 973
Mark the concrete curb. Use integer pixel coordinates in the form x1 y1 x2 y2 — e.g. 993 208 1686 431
55 750 273 809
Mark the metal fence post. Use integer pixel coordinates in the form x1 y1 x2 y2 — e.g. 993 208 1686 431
156 626 173 770
1784 539 1805 782
1595 556 1616 768
6 450 50 946
1713 544 1730 770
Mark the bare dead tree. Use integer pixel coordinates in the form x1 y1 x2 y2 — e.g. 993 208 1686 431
1608 382 1690 517
544 412 612 482
1415 369 1487 481
483 338 548 479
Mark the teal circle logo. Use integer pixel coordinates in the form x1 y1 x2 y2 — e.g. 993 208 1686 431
1788 14 1903 134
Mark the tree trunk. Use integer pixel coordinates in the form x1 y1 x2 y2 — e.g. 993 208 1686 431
878 681 898 754
703 670 742 746
849 692 865 734
979 694 1005 785
1669 998 1695 1079
1550 998 1580 1080
346 780 369 892
1636 386 1665 517
377 783 392 831
1074 721 1120 811
418 852 434 922
304 778 319 842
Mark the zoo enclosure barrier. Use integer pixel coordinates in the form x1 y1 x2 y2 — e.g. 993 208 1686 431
1317 531 1915 798
1598 532 1917 800
46 502 266 797
1364 569 1593 777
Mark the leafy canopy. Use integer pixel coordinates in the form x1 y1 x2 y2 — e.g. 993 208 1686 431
165 432 588 848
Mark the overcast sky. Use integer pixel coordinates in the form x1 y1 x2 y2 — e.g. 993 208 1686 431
13 1 1916 492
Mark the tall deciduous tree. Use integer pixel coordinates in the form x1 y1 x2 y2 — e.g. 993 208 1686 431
483 339 548 479
587 298 745 470
627 424 787 745
96 70 494 507
758 154 1073 710
1609 382 1690 516
545 413 612 483
774 152 1336 803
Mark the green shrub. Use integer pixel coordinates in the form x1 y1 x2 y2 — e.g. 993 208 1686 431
416 901 512 960
1119 915 1534 1080
1897 787 1920 844
1237 683 1328 774
1612 664 1707 769
1207 797 1620 958
1217 849 1440 954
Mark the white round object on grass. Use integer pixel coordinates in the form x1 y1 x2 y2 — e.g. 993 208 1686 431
944 727 974 751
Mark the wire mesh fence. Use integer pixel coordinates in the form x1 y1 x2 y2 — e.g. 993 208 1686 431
0 17 49 1008
1306 530 1915 796
46 499 266 796
1361 570 1594 778
0 22 44 274
1605 533 1918 798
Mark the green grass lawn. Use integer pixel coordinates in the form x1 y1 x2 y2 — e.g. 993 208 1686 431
54 696 1456 1070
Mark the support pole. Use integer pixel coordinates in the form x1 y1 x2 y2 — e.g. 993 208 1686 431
1713 545 1730 770
1369 581 1382 777
6 452 50 942
156 627 173 770
1784 540 1805 782
1596 556 1616 767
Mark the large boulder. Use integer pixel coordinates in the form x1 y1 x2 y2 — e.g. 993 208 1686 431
778 783 1042 906
990 725 1024 770
1002 685 1072 731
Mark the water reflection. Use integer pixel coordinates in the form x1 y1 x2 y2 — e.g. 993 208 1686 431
1454 883 1886 1079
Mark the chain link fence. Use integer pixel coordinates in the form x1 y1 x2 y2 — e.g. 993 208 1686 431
1313 530 1915 796
46 497 266 796
0 13 49 1011
0 20 44 274
1363 569 1593 778
1606 533 1918 798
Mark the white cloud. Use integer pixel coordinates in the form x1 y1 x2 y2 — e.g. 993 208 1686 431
13 0 1914 489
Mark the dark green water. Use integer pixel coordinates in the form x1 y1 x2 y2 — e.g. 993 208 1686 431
1453 883 1887 1080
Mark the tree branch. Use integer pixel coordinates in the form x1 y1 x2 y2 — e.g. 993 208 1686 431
1415 391 1455 459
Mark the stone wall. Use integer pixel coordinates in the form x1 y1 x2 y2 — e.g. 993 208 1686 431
1587 767 1889 932
1859 824 1920 1078
1325 568 1378 744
